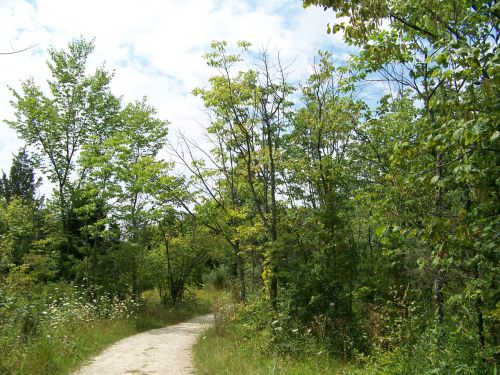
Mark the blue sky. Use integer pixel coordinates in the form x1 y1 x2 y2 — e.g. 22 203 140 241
0 0 350 187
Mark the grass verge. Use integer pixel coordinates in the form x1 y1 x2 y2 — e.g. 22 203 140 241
3 289 212 375
193 308 357 375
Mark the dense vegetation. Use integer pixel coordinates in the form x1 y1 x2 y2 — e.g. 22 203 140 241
0 40 215 374
1 0 498 374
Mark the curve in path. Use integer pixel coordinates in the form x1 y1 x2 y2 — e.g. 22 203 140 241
72 314 213 375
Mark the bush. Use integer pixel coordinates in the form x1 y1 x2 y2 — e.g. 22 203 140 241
0 282 187 375
202 266 230 289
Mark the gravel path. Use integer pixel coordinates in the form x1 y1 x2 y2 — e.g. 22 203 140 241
72 314 213 375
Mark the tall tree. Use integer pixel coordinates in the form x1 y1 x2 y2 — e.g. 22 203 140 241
0 172 8 201
7 148 41 203
7 38 120 234
112 98 170 297
167 132 251 301
194 41 294 309
305 0 499 365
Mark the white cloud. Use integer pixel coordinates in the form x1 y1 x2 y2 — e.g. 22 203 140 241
0 0 346 188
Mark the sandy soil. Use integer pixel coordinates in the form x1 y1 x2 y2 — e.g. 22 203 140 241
72 314 213 375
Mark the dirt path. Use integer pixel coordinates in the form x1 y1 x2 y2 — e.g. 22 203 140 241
72 314 213 375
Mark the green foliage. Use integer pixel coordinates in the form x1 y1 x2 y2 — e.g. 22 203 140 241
194 299 357 374
7 37 119 214
300 0 499 371
202 266 231 289
0 282 211 375
0 148 41 203
1 4 498 371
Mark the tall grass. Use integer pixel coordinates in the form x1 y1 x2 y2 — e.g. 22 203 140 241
194 293 495 375
193 295 356 375
0 284 212 375
193 317 356 375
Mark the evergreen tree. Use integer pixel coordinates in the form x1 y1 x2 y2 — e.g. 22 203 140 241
8 148 41 203
0 149 41 203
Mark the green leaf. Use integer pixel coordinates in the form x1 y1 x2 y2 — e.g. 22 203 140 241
417 257 426 269
435 53 448 65
375 225 386 236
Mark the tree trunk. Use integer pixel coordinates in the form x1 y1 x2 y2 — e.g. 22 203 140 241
473 265 485 350
131 253 139 299
162 231 175 304
235 241 246 301
267 118 278 311
91 235 98 282
270 273 278 310
434 150 445 342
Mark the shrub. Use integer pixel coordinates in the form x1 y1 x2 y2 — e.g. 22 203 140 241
202 266 230 290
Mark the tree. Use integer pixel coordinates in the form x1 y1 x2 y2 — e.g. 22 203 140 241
194 41 294 309
110 98 170 297
279 52 365 353
305 0 499 367
7 38 122 279
7 38 120 235
4 148 41 204
166 131 251 301
149 212 212 305
0 149 45 272
0 172 8 201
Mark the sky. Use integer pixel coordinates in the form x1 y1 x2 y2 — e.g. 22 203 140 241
0 0 349 187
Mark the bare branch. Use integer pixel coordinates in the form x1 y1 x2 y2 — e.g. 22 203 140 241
0 43 38 55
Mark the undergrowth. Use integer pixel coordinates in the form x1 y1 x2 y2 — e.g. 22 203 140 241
194 294 497 375
0 283 212 375
194 294 356 375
